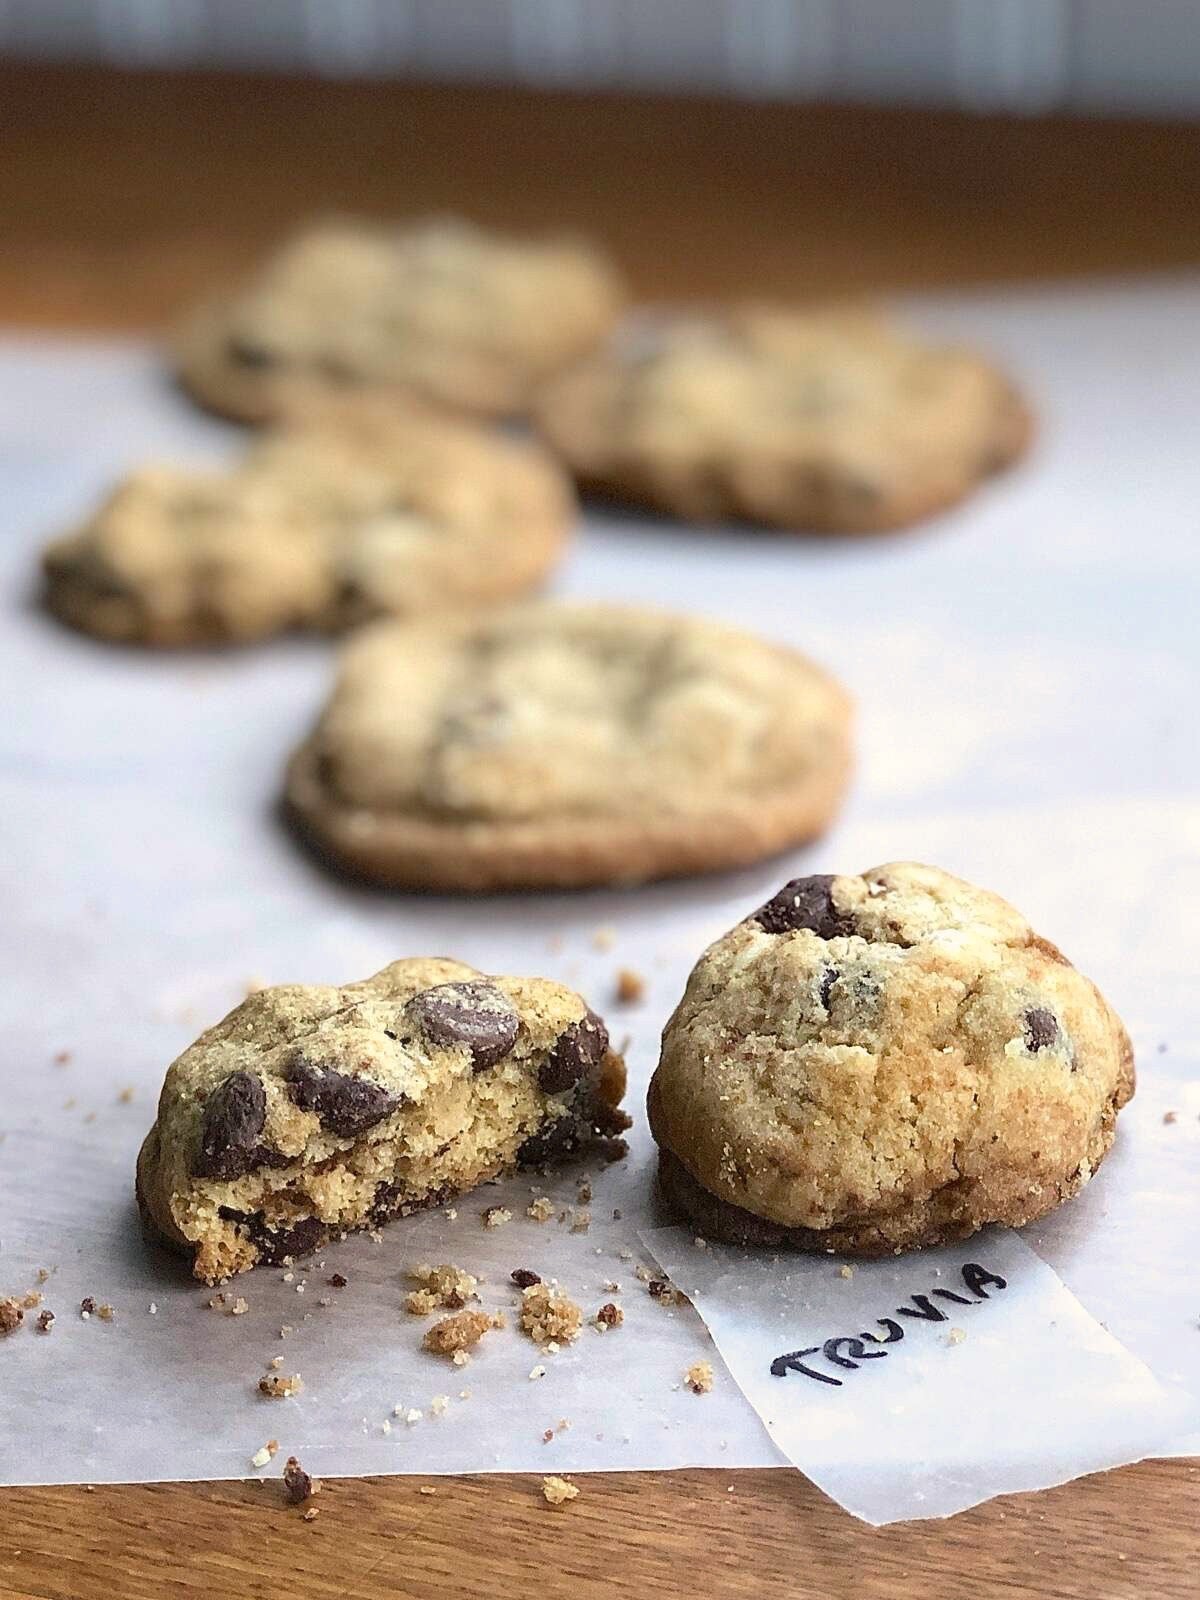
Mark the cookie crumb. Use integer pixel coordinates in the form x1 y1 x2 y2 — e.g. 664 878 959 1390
251 1440 279 1469
423 1309 499 1356
542 1475 579 1507
0 1299 23 1334
526 1196 555 1224
1163 1111 1177 1125
569 1208 591 1235
418 1485 437 1496
36 1309 55 1333
259 1373 303 1399
327 1273 348 1288
406 1263 478 1315
838 1264 854 1280
519 1283 583 1347
36 1268 51 1284
647 1278 682 1306
117 1086 135 1103
405 1408 423 1425
594 1302 623 1329
482 1206 512 1229
302 1507 320 1523
451 1348 471 1367
614 968 645 1005
430 1393 450 1416
946 1327 967 1346
511 1268 541 1288
283 1456 318 1504
53 1050 72 1066
685 1361 714 1395
80 1296 96 1318
529 1365 547 1381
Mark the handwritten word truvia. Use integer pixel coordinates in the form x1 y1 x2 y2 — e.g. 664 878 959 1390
770 1261 1007 1387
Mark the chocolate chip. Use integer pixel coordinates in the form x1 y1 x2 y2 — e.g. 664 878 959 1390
754 875 853 939
1024 1008 1059 1053
511 1269 541 1288
327 1273 348 1289
539 1009 608 1095
819 967 838 1008
226 335 278 370
405 981 520 1072
195 1071 268 1180
283 1456 315 1504
368 1179 452 1227
517 1114 582 1167
219 1208 326 1266
285 1058 398 1138
647 1279 672 1299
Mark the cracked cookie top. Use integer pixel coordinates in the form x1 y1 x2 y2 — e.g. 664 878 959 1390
535 307 1031 533
649 863 1133 1241
42 404 572 645
176 215 626 421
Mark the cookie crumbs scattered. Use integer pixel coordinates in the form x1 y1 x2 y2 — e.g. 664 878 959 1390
54 1050 72 1066
317 1296 332 1308
511 1268 541 1289
946 1328 967 1346
259 1373 303 1399
526 1196 555 1223
283 1456 318 1504
36 1309 55 1333
418 1485 437 1496
405 1409 423 1425
594 1303 623 1329
569 1208 591 1235
429 1394 449 1416
406 1263 478 1315
647 1278 682 1306
423 1309 501 1356
117 1086 135 1104
519 1283 583 1347
279 1326 293 1339
267 1355 283 1370
19 1291 43 1310
542 1428 554 1444
529 1365 547 1381
36 1268 51 1284
592 927 616 952
302 1507 320 1523
0 1299 23 1334
838 1264 854 1280
542 1475 579 1507
251 1441 279 1468
685 1361 714 1395
614 968 645 1005
451 1348 471 1368
1163 1111 1177 1125
482 1206 512 1229
694 1237 708 1250
80 1296 96 1318
327 1273 348 1288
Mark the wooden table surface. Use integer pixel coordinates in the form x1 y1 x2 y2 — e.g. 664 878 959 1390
2 63 1198 1600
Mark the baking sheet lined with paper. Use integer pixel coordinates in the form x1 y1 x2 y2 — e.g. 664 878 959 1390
2 278 1199 1519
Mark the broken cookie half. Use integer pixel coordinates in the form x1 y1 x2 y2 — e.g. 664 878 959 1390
137 958 628 1282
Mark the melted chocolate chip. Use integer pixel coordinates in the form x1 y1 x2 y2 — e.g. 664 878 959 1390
538 1009 608 1095
368 1179 452 1226
405 981 520 1072
195 1071 268 1180
754 875 853 939
511 1268 542 1288
1024 1008 1060 1053
219 1208 326 1266
285 1059 399 1139
517 1114 581 1167
819 967 838 1008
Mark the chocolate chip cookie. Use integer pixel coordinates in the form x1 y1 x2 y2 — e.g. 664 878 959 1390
649 863 1133 1254
137 958 628 1282
41 404 572 646
284 602 853 891
535 307 1031 533
175 216 626 423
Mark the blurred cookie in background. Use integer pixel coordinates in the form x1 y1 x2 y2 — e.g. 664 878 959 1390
284 600 853 892
41 402 573 647
535 306 1031 534
175 215 627 423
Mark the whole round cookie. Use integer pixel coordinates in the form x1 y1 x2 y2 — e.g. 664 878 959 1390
649 864 1133 1254
41 403 572 647
284 602 852 891
535 307 1031 533
137 956 628 1282
176 215 626 423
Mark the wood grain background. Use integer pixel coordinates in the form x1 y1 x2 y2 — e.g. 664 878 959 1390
1 63 1198 1600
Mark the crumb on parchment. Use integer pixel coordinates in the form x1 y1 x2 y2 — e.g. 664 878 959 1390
482 1207 512 1229
283 1456 318 1504
519 1284 582 1347
423 1309 502 1356
526 1196 555 1223
259 1373 303 1399
685 1361 714 1395
542 1475 579 1507
405 1263 478 1315
0 1299 23 1335
594 1303 623 1329
614 968 645 1005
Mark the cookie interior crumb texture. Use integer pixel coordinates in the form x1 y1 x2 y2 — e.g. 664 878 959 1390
136 958 628 1282
42 403 572 648
519 1284 583 1347
649 863 1134 1256
534 305 1032 534
541 1475 579 1507
285 601 852 891
175 215 626 423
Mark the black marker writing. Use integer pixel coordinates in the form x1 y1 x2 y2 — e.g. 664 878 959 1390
770 1261 1009 1386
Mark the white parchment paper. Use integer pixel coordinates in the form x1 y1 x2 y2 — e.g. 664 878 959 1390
2 279 1199 1510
